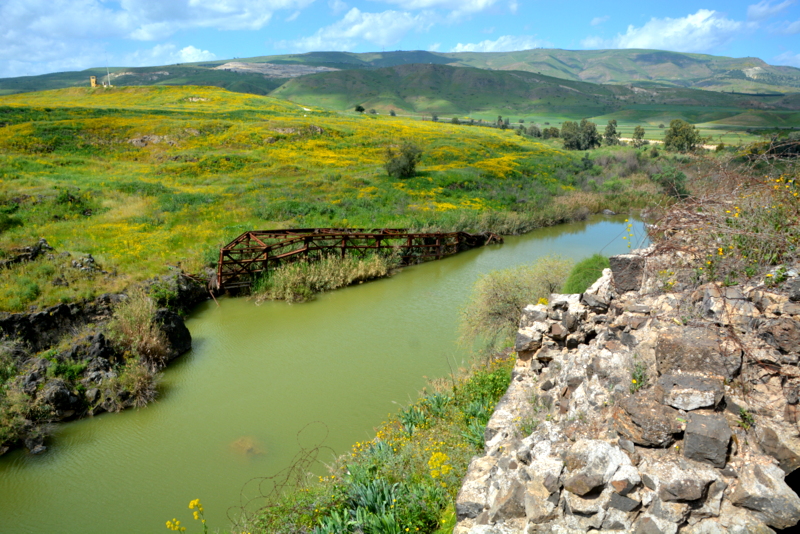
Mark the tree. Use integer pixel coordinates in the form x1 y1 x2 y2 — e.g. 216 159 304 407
561 119 601 150
604 120 619 146
368 109 377 115
528 125 541 138
354 105 365 113
384 140 422 179
664 119 704 152
389 109 396 117
451 117 460 125
431 114 438 122
632 125 646 148
542 126 559 139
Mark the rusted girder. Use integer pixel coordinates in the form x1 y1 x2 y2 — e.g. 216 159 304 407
216 228 502 292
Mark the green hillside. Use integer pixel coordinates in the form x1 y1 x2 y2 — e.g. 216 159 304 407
269 63 800 125
3 49 800 98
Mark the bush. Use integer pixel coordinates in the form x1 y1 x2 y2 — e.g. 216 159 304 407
460 255 573 351
562 254 610 294
652 167 690 199
384 140 422 179
106 288 169 368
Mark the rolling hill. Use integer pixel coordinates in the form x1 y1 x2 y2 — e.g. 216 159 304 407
269 63 800 122
2 49 799 98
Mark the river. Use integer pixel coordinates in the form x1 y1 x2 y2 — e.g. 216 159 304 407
0 215 646 533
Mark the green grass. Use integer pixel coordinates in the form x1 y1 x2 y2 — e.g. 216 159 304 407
0 85 666 312
562 254 610 294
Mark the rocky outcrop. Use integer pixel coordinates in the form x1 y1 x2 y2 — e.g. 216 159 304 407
455 251 800 533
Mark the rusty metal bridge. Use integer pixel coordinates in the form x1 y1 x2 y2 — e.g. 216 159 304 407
216 228 502 292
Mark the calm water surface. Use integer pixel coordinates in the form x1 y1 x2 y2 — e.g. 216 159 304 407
0 216 646 533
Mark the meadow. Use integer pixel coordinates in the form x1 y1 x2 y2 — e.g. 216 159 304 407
0 85 663 312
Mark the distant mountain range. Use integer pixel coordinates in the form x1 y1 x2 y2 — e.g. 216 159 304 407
2 49 799 98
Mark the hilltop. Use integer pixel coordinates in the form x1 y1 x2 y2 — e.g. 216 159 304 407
3 49 799 98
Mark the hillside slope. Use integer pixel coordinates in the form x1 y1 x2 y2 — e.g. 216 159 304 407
3 49 799 97
269 63 800 121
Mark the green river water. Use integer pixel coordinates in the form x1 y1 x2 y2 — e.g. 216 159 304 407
0 215 646 533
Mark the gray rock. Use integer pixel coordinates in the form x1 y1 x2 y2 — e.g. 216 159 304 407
610 253 646 293
683 413 732 468
487 480 526 522
655 326 742 381
756 425 800 473
639 459 718 503
758 317 800 354
581 292 609 313
41 379 76 413
788 278 800 302
519 304 548 327
610 464 641 495
654 373 724 411
608 491 640 512
563 472 604 496
614 394 682 447
731 463 800 529
154 308 192 361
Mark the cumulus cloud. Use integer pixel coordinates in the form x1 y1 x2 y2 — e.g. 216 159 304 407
747 0 793 21
277 7 432 51
591 15 610 26
0 0 310 77
774 50 800 66
581 9 742 53
428 42 442 51
124 44 217 66
451 35 550 53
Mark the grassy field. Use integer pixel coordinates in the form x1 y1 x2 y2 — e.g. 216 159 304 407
0 85 665 312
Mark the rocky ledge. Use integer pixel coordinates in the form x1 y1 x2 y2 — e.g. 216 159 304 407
455 249 800 533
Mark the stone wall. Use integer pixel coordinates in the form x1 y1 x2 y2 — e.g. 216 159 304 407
455 249 800 533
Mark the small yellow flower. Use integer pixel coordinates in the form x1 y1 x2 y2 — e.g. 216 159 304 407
632 379 637 384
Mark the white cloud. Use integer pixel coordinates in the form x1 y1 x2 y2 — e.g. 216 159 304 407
785 19 800 33
591 15 610 26
428 42 441 51
774 50 800 66
286 10 301 21
328 0 348 14
451 35 550 53
123 44 217 66
509 1 518 14
581 9 742 53
747 0 793 21
374 0 503 19
277 7 432 51
0 0 311 76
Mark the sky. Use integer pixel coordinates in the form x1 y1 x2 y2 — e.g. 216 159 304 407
1 0 800 78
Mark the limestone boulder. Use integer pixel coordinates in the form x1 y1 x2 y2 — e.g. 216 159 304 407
730 462 800 529
654 373 724 411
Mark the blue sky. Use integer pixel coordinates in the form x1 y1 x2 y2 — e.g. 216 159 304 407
1 0 799 78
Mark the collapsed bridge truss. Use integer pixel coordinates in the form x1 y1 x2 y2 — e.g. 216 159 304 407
216 228 502 292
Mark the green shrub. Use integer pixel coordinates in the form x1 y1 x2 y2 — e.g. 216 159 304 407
384 140 422 179
106 288 169 368
459 255 572 351
652 167 689 199
562 254 610 294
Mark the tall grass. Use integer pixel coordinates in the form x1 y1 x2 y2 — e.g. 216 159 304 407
562 254 610 294
253 253 399 303
106 287 169 368
459 255 573 352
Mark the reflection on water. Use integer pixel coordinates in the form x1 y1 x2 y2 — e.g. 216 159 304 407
0 215 647 534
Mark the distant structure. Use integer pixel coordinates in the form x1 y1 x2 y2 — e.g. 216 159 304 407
90 76 97 88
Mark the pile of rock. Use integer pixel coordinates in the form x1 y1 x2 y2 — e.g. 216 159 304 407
455 249 800 533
